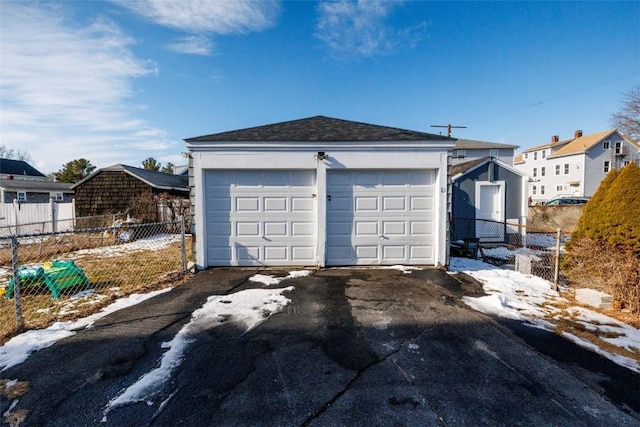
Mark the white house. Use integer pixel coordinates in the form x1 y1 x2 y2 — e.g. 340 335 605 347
451 139 518 166
184 116 454 269
514 129 640 203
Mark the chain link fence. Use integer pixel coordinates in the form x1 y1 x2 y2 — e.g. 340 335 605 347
451 218 569 285
0 217 192 343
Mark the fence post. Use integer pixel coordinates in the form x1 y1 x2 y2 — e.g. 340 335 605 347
180 215 187 273
13 200 19 236
553 227 561 291
11 235 24 330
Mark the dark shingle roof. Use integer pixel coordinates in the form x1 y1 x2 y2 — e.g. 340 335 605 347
72 164 188 191
185 116 450 142
0 179 72 192
449 157 489 177
454 139 518 149
0 159 45 177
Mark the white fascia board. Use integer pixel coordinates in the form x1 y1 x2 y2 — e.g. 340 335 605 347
185 139 455 151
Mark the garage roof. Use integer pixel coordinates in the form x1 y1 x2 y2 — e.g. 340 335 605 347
185 116 451 142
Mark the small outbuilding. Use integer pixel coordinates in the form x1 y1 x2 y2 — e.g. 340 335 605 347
71 164 189 218
450 156 529 243
184 116 455 269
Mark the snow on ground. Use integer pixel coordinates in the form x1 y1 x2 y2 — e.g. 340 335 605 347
449 257 640 373
249 270 312 286
382 265 419 274
103 284 294 420
0 288 172 372
70 234 181 259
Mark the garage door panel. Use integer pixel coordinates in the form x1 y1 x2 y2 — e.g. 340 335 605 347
292 222 314 236
264 222 287 236
355 197 378 211
327 170 436 266
292 197 315 211
383 245 406 259
355 221 378 236
264 197 287 211
410 196 433 211
383 221 406 235
206 170 316 266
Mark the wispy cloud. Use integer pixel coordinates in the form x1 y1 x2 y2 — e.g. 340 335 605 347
166 35 214 56
114 0 281 34
316 0 426 59
0 3 177 173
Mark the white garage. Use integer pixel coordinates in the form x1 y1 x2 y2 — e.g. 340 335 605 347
185 116 454 269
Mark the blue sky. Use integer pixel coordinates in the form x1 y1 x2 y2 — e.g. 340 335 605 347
1 1 638 175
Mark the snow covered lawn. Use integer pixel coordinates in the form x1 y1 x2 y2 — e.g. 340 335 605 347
449 257 640 373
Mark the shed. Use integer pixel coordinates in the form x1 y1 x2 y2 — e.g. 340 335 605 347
450 157 529 243
71 164 189 218
184 116 454 269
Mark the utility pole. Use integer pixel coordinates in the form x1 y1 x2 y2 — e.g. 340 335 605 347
431 124 467 137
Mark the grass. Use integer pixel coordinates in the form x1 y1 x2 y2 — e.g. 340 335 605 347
0 234 192 345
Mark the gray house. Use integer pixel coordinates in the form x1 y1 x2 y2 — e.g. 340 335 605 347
0 179 73 204
0 158 48 181
450 156 529 244
451 139 518 166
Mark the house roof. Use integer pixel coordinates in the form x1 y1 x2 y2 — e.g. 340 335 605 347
0 159 46 178
449 156 530 181
514 153 524 164
71 164 189 192
185 116 451 143
546 129 617 159
454 139 518 150
0 179 73 192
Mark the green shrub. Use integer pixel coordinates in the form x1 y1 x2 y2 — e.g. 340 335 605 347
564 162 640 314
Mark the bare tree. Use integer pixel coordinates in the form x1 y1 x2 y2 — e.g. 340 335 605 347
611 84 640 140
0 145 31 162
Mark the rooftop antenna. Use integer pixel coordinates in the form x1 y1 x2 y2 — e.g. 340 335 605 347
430 124 467 137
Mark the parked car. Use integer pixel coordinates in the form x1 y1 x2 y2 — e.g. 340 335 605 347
545 197 590 206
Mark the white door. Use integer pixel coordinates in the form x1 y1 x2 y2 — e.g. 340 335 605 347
205 170 316 266
475 182 505 241
326 170 436 266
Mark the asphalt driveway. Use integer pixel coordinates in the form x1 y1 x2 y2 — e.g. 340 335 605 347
1 268 638 426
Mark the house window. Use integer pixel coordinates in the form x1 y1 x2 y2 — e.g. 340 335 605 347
555 165 560 175
556 185 563 191
532 186 537 195
542 150 546 159
456 150 466 159
604 160 610 173
533 167 537 178
524 153 528 159
540 185 545 195
615 142 622 154
603 140 610 150
541 166 546 177
17 191 26 201
51 192 64 201
534 152 538 160
564 163 569 174
624 160 630 167
489 149 498 158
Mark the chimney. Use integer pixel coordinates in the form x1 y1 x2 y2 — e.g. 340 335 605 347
574 130 583 138
551 135 559 143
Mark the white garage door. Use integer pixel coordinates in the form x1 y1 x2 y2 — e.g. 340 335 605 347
205 170 316 266
326 170 436 266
